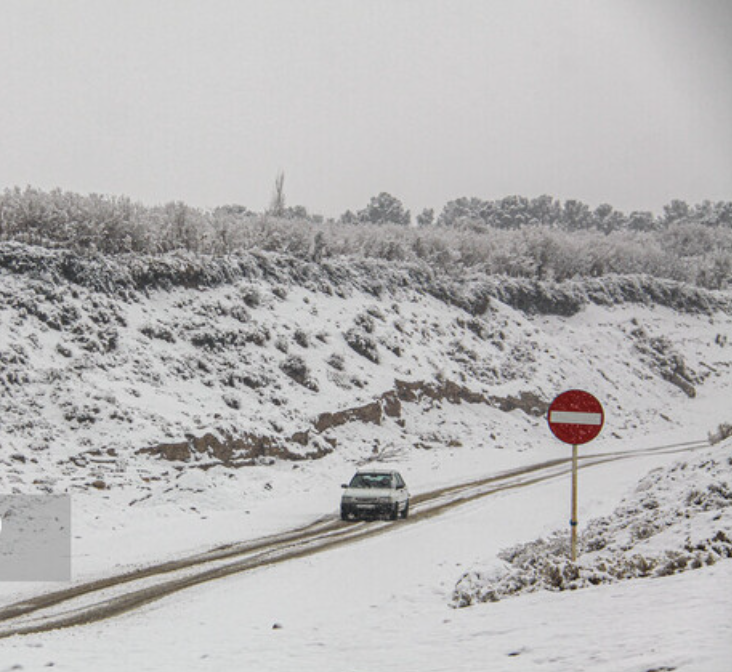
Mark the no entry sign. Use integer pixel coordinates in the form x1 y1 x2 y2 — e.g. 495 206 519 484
547 389 604 562
547 389 604 445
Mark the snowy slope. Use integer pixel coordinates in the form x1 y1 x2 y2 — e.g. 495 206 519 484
1 248 730 492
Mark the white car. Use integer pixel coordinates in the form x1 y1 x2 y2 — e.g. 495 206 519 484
340 469 410 521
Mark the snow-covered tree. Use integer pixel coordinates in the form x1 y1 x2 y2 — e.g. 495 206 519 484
416 208 435 227
355 192 410 226
269 171 286 217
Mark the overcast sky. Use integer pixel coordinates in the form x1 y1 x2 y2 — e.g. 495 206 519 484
1 0 730 218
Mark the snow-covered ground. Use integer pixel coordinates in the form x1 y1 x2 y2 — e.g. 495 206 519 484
0 442 730 671
1 249 731 669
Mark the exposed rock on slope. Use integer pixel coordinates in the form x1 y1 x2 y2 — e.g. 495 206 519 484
137 379 548 468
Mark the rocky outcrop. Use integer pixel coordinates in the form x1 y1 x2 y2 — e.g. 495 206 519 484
313 400 385 433
313 379 547 435
138 430 332 468
139 379 548 468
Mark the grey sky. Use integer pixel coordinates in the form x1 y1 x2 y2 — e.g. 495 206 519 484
1 0 730 218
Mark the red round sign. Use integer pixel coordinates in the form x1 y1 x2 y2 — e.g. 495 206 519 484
547 390 604 445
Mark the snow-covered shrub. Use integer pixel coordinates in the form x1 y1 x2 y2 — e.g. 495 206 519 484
379 334 403 357
62 402 102 426
353 312 376 334
240 372 269 390
272 285 288 300
239 286 261 308
709 423 732 445
293 328 309 348
344 327 379 364
187 324 270 351
326 353 345 370
365 305 386 321
229 305 250 323
140 324 176 343
630 322 699 397
279 354 319 392
222 394 241 410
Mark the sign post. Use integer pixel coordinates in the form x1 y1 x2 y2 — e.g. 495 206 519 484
547 390 604 562
571 443 578 561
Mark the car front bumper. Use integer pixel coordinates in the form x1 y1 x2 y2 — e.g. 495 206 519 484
341 501 394 518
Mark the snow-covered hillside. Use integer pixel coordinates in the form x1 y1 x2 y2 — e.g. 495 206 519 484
1 243 730 500
0 242 731 526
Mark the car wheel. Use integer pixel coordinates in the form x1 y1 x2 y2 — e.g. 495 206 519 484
400 500 409 519
340 507 350 521
389 502 399 521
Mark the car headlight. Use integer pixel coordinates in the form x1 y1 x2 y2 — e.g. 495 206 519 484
342 496 355 503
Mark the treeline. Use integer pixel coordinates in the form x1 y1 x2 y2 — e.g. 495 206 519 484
432 195 732 232
0 186 730 289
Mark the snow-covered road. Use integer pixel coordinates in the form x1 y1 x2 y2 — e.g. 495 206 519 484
0 441 706 639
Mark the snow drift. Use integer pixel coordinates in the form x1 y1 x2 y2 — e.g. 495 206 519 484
452 442 732 607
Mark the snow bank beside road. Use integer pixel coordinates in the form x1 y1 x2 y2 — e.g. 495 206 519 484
453 441 732 606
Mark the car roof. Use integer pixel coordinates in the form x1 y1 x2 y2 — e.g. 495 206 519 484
355 468 401 475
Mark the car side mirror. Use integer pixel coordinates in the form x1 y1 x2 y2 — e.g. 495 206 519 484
396 484 405 490
341 484 348 488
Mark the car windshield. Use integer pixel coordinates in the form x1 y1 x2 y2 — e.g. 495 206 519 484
349 473 393 489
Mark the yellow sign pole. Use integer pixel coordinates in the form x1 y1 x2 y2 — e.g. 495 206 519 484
571 444 578 562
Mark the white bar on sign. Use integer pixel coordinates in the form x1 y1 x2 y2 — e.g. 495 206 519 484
550 411 602 426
